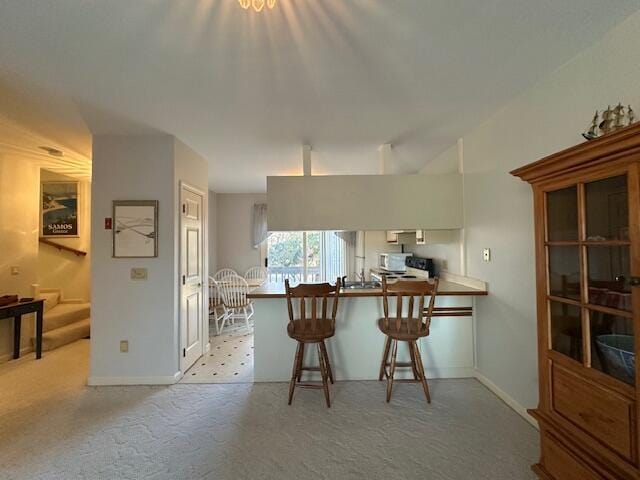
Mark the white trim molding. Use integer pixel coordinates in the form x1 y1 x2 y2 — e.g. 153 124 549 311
0 346 34 364
88 371 182 386
474 370 538 429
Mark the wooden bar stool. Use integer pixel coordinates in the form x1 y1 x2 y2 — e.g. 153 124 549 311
285 278 341 408
378 277 439 404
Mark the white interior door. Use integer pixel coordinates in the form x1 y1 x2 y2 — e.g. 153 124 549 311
180 184 204 372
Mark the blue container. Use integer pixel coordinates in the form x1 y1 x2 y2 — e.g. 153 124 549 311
595 334 635 383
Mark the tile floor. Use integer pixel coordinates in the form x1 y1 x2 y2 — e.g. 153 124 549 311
181 325 254 384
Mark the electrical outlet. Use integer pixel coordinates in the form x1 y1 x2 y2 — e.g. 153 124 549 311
10 266 19 275
130 268 148 280
483 248 491 262
120 340 129 353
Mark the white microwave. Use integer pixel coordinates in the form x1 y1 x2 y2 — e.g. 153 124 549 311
379 253 413 272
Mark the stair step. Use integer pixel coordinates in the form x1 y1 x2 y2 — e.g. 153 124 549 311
41 291 61 312
44 303 91 332
35 318 90 352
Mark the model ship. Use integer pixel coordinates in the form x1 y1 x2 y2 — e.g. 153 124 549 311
583 103 636 140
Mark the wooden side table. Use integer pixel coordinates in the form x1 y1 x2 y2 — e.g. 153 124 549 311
0 299 45 359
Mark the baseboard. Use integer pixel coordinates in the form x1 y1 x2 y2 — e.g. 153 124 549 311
0 346 34 364
424 367 475 379
474 370 538 429
255 367 476 383
88 371 182 386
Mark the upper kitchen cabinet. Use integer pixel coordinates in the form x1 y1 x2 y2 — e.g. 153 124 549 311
267 174 463 231
388 229 457 245
386 231 400 244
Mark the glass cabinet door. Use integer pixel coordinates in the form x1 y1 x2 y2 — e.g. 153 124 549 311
545 172 636 385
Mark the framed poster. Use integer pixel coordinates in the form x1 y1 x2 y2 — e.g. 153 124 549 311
113 200 158 258
41 182 79 237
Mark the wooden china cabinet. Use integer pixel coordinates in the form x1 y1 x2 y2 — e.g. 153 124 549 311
512 123 640 480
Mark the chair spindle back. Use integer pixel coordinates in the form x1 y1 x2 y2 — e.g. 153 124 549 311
285 278 342 336
219 274 250 309
214 268 238 282
244 266 268 285
208 276 222 311
382 277 439 336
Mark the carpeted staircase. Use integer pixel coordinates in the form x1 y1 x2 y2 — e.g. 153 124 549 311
33 290 90 351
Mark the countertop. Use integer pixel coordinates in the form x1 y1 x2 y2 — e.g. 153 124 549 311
248 278 487 299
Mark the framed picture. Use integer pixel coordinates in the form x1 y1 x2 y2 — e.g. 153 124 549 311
41 181 79 237
112 200 158 258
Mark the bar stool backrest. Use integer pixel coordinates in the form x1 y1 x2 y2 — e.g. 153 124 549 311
381 277 439 336
285 278 341 336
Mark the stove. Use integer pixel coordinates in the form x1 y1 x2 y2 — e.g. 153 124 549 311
371 257 433 283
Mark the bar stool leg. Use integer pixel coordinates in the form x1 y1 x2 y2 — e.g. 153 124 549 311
386 339 399 403
379 336 391 381
288 342 302 405
296 343 305 382
408 340 419 380
317 342 331 408
319 341 334 384
412 341 431 404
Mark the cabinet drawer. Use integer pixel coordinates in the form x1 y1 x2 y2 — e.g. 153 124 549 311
551 363 634 460
541 431 605 480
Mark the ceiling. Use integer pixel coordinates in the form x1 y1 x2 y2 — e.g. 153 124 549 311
0 0 639 192
0 113 91 180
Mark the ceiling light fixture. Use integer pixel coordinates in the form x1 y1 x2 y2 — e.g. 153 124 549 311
38 146 64 157
238 0 276 13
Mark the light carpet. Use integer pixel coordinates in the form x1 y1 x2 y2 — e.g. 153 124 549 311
0 340 538 480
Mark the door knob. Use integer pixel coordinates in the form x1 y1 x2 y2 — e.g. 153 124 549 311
630 277 640 287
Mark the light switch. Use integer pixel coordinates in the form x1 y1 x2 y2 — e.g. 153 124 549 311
10 266 19 275
483 248 491 262
130 268 148 280
120 340 129 353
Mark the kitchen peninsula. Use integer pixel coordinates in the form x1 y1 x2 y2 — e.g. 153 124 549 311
249 272 487 382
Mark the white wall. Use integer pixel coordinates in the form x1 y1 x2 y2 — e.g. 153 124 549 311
0 153 39 359
405 231 462 276
208 190 217 275
427 11 640 409
38 169 91 301
216 193 266 276
90 135 207 384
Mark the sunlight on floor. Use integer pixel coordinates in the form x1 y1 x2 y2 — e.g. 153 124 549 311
0 339 89 417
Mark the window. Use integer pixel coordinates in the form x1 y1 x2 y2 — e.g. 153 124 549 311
545 174 635 385
266 231 348 283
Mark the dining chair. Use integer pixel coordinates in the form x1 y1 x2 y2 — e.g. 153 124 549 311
244 266 268 287
378 277 439 404
285 278 341 408
214 268 238 282
218 274 254 332
208 276 230 335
